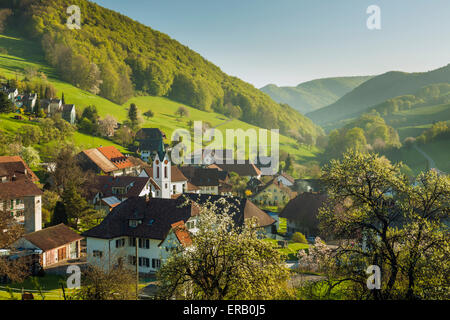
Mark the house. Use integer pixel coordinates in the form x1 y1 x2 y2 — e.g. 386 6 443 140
77 146 142 176
62 104 76 125
251 178 297 207
135 128 166 162
13 93 37 113
3 87 18 101
13 224 83 268
0 156 42 233
41 98 62 116
82 194 274 274
279 192 328 236
207 162 262 179
22 93 37 113
276 172 295 187
86 175 157 212
179 166 231 195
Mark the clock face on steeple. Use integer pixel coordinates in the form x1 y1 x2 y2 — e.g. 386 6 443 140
164 160 169 165
155 160 160 165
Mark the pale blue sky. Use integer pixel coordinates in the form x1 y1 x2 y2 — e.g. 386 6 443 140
92 0 450 88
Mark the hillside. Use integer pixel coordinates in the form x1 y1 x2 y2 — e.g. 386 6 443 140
0 34 321 164
1 0 323 140
260 76 373 114
368 83 450 139
307 65 450 128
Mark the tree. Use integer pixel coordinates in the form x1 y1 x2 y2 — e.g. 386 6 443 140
128 103 138 124
17 125 41 147
61 184 97 230
292 232 307 244
143 109 154 120
72 264 136 300
157 198 293 300
0 91 14 113
50 146 86 195
113 126 134 147
20 146 40 167
228 172 249 197
98 115 118 137
51 201 68 225
318 150 449 300
0 210 30 283
175 106 189 118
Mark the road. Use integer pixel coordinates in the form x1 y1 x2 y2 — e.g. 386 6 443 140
413 144 446 175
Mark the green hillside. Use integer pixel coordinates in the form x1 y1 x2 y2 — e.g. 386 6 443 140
367 83 450 139
1 0 323 140
260 76 373 114
0 34 321 164
307 65 450 128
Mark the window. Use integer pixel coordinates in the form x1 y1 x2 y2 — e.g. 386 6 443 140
139 257 150 268
186 220 195 230
128 255 136 266
115 238 125 248
173 185 176 194
93 250 103 258
129 219 142 228
129 238 136 247
138 238 150 249
164 166 168 178
156 167 160 179
152 259 161 269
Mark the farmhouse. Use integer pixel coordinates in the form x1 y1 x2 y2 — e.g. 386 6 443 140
251 178 297 207
77 146 141 176
13 224 83 268
279 192 328 236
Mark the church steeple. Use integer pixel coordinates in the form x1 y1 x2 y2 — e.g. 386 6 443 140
153 152 171 199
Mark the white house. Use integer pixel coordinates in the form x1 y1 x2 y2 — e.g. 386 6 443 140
83 194 275 274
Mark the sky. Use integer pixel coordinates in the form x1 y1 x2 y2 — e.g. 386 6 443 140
92 0 450 88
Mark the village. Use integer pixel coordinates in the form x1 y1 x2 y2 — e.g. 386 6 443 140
0 83 330 299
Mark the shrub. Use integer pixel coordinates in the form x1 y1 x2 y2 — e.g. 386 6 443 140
292 232 307 244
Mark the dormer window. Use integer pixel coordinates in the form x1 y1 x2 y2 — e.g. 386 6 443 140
129 219 142 228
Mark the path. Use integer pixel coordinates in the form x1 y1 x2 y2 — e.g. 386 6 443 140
413 144 446 175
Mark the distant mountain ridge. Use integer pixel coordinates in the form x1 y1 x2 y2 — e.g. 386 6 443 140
260 76 373 114
307 64 450 127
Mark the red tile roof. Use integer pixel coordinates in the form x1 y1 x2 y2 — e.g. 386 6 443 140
170 221 192 247
97 146 134 170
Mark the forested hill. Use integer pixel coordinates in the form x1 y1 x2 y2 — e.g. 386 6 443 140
0 0 323 139
260 76 373 114
307 64 450 127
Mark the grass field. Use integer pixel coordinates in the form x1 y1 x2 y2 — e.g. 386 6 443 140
0 113 127 157
264 238 309 261
0 33 321 163
388 104 450 140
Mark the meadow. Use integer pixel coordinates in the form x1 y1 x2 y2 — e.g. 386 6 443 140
0 34 320 164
